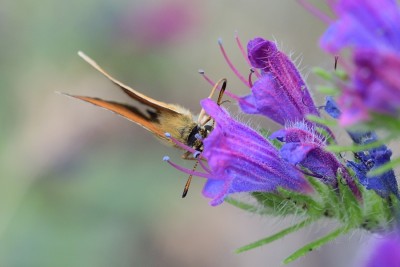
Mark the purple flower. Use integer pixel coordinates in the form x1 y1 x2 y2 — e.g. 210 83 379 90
238 38 319 125
200 99 313 206
320 0 400 124
363 233 400 267
270 121 361 199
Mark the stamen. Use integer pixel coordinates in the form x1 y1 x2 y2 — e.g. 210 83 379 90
218 38 251 87
198 69 216 87
296 0 333 24
194 133 203 141
163 157 212 179
235 32 261 78
165 132 197 154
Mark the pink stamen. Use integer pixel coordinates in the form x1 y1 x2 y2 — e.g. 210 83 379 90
198 71 244 103
297 0 334 24
198 69 215 87
165 133 197 154
218 38 251 87
198 158 211 173
235 32 261 78
163 156 211 179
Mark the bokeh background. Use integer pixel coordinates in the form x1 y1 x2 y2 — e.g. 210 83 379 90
0 0 377 266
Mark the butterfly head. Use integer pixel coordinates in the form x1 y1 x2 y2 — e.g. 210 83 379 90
187 124 213 152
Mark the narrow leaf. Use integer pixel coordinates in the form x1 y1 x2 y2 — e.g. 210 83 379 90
235 218 316 253
306 115 337 127
283 227 349 264
368 156 400 176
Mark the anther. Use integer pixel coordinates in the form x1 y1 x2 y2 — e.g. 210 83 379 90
198 69 216 87
193 151 201 158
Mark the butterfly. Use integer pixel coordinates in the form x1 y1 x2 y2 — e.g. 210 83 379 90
63 51 226 197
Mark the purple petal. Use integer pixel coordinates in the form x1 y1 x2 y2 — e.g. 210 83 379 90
271 125 361 199
200 99 313 205
320 0 400 53
364 233 400 267
243 38 319 125
353 49 400 114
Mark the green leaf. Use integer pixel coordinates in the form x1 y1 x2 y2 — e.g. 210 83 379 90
283 227 350 264
368 113 400 132
235 217 316 253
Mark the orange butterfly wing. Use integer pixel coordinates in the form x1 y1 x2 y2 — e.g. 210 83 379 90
65 52 197 145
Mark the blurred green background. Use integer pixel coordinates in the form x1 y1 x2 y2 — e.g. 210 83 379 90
0 0 369 266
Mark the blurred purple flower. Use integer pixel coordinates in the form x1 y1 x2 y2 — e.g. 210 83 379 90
200 99 313 206
363 233 400 267
320 0 400 125
118 1 199 47
239 38 319 125
270 121 361 199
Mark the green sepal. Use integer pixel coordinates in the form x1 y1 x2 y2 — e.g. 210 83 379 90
361 189 394 231
258 128 283 149
336 171 363 226
312 67 334 81
316 85 339 96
